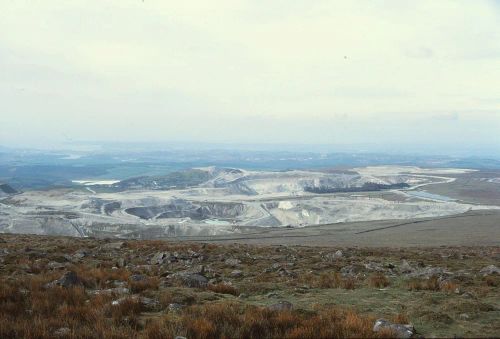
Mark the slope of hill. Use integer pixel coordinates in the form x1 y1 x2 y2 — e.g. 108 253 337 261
0 234 498 338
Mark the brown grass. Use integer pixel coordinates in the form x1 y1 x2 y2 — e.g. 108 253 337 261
1 234 497 338
406 276 460 294
175 301 382 339
406 276 440 291
392 312 410 324
129 277 160 293
314 272 357 289
484 276 499 287
368 273 390 288
207 283 239 296
440 281 458 293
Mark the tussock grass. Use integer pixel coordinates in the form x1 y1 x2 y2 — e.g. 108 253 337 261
0 234 498 338
207 283 239 296
309 272 358 290
368 273 390 288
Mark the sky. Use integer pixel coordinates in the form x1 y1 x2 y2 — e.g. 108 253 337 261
0 1 499 155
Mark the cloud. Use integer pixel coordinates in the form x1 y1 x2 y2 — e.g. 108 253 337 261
0 0 498 150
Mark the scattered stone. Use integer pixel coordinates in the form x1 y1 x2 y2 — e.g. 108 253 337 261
412 266 452 278
208 278 220 285
151 251 171 265
72 250 89 261
129 274 146 282
134 265 153 272
101 242 125 250
53 327 71 337
92 287 129 295
141 297 160 309
168 303 184 312
46 271 81 288
180 273 208 288
238 293 248 299
188 249 201 258
373 319 415 338
479 265 500 276
271 263 281 270
461 292 476 299
364 262 385 272
113 281 127 287
268 301 293 311
112 296 159 310
323 250 344 262
278 267 297 277
340 264 362 276
399 260 414 274
116 258 126 268
225 258 241 267
47 261 66 270
197 265 206 275
231 270 243 277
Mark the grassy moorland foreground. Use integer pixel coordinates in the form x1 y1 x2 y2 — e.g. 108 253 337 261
0 234 498 338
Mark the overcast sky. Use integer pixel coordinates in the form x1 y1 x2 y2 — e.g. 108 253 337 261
0 1 499 154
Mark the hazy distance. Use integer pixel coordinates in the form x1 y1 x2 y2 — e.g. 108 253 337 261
0 1 499 156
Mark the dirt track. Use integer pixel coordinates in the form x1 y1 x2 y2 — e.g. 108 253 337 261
169 209 500 247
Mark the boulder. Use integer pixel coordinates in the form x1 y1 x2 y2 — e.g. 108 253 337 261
150 251 171 265
116 258 126 268
373 319 415 338
323 250 343 262
479 265 500 276
399 260 414 274
181 273 208 288
129 274 146 282
46 271 81 288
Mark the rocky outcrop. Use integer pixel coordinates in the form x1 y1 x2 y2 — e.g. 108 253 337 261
373 319 415 338
479 265 500 276
46 271 82 288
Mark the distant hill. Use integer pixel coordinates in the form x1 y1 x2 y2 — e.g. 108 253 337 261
0 183 18 194
111 169 211 191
